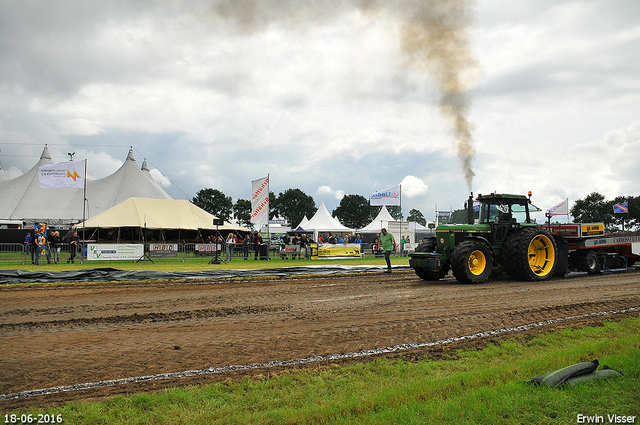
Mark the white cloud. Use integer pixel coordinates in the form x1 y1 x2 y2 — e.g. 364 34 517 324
149 169 171 188
316 185 345 200
400 175 428 198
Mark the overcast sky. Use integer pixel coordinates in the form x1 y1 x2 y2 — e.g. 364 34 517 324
1 0 638 223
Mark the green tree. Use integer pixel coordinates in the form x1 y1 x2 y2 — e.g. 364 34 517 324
233 198 252 229
570 192 611 226
407 208 427 226
192 188 233 221
268 191 278 220
450 208 467 224
388 206 403 221
276 188 316 227
332 194 375 229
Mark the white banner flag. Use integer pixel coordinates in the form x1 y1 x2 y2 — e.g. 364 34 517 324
38 160 84 189
546 199 569 216
251 176 269 225
370 185 401 206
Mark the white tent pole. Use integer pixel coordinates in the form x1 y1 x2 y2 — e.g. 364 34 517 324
82 158 87 264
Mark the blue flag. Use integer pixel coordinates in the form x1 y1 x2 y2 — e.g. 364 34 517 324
613 202 628 214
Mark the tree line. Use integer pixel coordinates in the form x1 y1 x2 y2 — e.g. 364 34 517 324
191 188 429 229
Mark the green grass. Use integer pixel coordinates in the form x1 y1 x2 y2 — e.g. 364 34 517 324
5 317 639 424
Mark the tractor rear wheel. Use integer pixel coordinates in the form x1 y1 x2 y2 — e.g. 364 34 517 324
414 263 450 280
451 240 493 284
503 227 557 281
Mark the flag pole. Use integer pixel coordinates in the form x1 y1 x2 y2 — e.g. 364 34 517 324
267 173 270 260
81 158 87 264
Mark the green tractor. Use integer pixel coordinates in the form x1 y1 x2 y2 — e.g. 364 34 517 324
409 192 558 283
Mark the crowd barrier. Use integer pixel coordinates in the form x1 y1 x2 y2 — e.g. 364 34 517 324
0 241 414 264
0 243 85 264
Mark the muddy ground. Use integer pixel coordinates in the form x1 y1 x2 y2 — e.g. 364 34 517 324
1 269 639 409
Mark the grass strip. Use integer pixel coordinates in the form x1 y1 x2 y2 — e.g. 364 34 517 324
7 316 639 424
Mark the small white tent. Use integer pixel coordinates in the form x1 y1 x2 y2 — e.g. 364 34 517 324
357 206 395 234
296 215 310 229
303 202 354 241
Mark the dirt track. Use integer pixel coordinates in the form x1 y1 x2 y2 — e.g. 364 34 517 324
1 269 639 408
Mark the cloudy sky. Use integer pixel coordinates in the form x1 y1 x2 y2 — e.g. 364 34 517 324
1 0 638 223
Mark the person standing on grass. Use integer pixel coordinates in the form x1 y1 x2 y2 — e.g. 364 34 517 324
243 234 250 260
380 228 395 273
23 232 32 263
68 231 79 263
226 233 235 261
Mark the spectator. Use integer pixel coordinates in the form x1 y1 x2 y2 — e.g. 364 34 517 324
225 233 235 261
49 231 61 264
23 232 33 263
293 234 301 259
254 232 262 260
242 234 250 260
68 231 79 263
34 227 44 265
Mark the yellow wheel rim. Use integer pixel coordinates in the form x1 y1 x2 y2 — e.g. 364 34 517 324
468 249 487 276
528 234 556 276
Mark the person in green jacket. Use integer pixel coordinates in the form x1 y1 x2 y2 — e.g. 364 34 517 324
380 228 395 273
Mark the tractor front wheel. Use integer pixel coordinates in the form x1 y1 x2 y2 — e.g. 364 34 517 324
451 240 493 284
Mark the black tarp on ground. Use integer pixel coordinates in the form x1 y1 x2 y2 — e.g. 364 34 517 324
0 265 411 285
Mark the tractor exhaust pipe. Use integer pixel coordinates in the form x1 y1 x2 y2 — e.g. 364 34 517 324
467 192 474 224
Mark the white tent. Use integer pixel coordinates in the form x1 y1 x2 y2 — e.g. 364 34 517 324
357 206 395 234
0 146 172 225
296 215 310 229
76 197 248 232
0 162 7 181
303 202 354 241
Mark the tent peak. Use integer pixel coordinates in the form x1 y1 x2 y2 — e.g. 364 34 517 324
141 159 149 171
40 145 52 160
126 148 136 162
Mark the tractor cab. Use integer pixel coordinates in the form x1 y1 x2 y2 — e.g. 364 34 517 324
475 193 542 243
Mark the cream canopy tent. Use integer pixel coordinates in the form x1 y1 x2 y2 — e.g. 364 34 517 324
76 197 248 232
0 146 172 225
302 202 354 241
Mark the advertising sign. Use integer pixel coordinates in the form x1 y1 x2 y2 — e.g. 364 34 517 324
251 176 269 225
317 243 361 258
149 243 179 257
370 185 400 206
38 160 84 189
580 223 604 237
196 244 220 255
87 244 143 261
280 244 301 258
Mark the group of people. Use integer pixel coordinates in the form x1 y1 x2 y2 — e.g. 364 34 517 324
317 233 363 245
205 232 265 261
23 227 79 265
279 233 314 259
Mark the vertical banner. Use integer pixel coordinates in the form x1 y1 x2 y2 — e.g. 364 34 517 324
369 185 401 206
38 160 85 189
251 175 269 225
